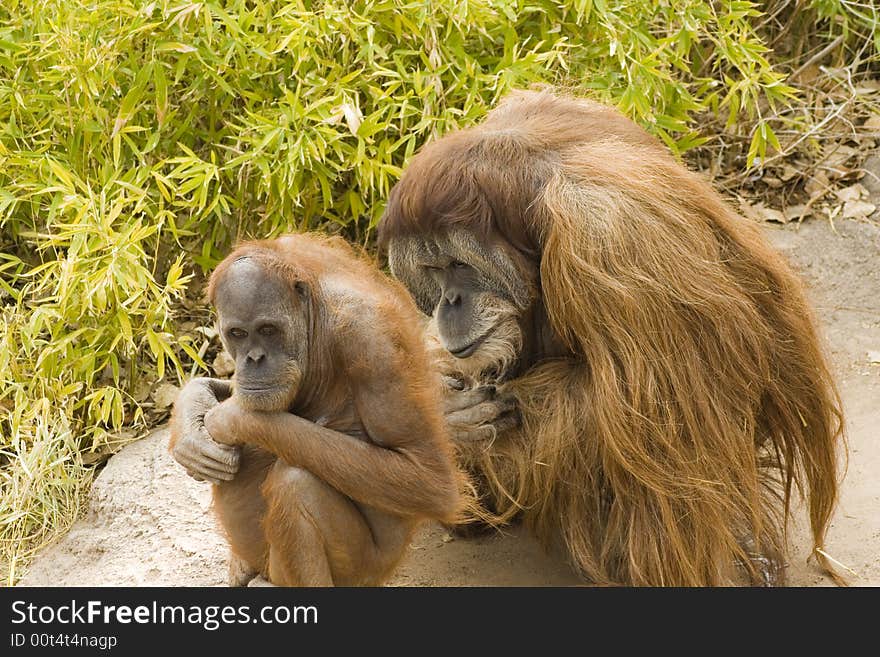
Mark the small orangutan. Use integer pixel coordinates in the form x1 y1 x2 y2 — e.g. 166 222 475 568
169 233 463 586
378 88 845 586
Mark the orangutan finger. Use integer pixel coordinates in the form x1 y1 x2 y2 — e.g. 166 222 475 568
443 385 496 413
197 436 241 468
442 375 466 391
451 396 517 424
177 454 236 482
450 423 496 443
187 469 227 486
193 452 239 477
178 442 239 474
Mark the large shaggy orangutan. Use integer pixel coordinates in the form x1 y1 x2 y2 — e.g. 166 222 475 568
377 89 844 586
170 234 463 586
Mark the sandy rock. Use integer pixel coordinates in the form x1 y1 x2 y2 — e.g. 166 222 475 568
861 153 880 198
19 429 227 587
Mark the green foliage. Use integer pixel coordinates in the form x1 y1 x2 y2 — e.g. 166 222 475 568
0 0 875 583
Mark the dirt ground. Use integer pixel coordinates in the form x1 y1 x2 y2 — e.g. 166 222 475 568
20 216 880 587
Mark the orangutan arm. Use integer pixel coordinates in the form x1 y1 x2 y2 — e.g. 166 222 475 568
204 395 461 523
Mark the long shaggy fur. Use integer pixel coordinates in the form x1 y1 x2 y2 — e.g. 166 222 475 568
380 89 844 586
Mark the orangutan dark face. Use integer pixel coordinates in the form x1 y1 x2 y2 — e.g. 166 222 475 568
213 258 309 412
386 228 537 380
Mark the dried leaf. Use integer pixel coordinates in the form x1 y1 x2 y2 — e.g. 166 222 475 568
81 449 114 466
834 183 868 203
823 143 857 165
151 382 180 410
796 64 821 85
806 171 830 199
212 349 235 377
783 204 811 222
856 79 880 91
341 103 363 136
755 204 788 224
841 200 877 219
823 144 858 179
134 380 153 403
738 201 761 223
778 164 800 182
196 325 218 339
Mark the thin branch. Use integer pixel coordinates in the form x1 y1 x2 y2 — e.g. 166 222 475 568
788 35 845 81
760 95 854 168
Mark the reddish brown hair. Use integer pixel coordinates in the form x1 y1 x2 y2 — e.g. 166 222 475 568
379 89 845 585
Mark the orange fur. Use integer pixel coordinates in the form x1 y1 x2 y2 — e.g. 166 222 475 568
177 233 470 585
380 89 845 586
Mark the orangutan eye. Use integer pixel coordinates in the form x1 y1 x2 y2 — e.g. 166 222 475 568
228 328 248 340
258 324 277 337
449 260 468 270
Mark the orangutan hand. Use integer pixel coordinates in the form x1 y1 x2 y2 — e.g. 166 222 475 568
442 378 520 442
204 397 248 447
169 377 240 485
